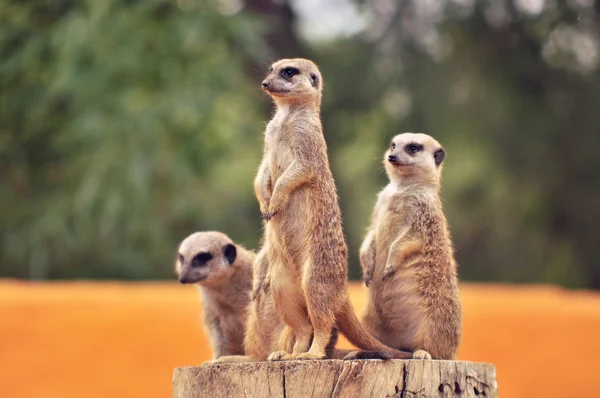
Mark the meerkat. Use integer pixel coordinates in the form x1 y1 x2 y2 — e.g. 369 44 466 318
351 133 462 360
175 231 253 360
255 58 412 361
215 240 343 364
213 244 285 363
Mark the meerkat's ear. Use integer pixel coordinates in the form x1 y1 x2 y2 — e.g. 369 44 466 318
310 73 319 88
223 244 237 265
434 148 445 166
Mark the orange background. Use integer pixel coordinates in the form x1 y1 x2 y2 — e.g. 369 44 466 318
0 281 598 397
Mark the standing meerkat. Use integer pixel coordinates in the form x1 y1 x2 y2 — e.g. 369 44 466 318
255 58 412 360
215 241 344 364
175 231 253 360
354 133 461 360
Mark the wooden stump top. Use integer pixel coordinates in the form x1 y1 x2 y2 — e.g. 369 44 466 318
173 359 497 397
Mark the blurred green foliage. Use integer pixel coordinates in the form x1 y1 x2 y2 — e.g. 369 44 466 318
1 0 599 287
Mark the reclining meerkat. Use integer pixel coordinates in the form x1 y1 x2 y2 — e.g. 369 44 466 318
255 58 412 360
175 231 253 360
352 133 462 360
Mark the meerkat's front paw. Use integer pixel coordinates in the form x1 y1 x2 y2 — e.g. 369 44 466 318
262 209 278 221
412 349 432 360
364 272 372 287
268 351 292 361
296 352 326 360
382 267 396 281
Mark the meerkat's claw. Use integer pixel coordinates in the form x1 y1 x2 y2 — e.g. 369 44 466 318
412 350 432 360
296 352 326 360
382 268 396 280
342 351 361 360
262 210 278 221
267 351 290 361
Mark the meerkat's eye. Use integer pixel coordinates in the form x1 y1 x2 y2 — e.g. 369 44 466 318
405 143 423 154
281 67 299 79
391 142 396 150
192 252 213 267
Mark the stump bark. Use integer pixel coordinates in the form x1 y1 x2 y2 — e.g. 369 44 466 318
173 359 497 397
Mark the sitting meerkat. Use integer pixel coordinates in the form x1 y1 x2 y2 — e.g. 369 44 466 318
175 231 253 360
255 58 411 360
354 133 462 360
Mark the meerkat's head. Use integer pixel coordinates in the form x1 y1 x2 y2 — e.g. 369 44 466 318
261 58 322 104
175 231 238 286
384 133 446 185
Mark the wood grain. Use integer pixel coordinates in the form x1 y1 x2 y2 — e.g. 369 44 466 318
173 360 497 398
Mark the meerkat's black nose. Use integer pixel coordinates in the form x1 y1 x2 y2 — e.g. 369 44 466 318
388 154 397 163
262 81 269 89
179 276 189 284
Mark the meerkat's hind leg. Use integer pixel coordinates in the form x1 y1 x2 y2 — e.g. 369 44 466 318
412 349 432 360
267 305 313 361
287 323 313 359
267 325 302 361
280 325 296 353
269 251 313 360
296 320 331 360
296 289 336 360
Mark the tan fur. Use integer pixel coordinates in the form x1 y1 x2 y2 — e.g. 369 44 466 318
214 243 283 363
358 133 462 360
255 58 412 361
175 231 253 360
215 239 344 364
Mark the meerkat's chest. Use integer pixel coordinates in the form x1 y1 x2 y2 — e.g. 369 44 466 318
265 106 289 144
374 185 400 227
265 114 294 179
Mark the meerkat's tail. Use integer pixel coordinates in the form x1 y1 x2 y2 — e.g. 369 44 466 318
335 298 412 360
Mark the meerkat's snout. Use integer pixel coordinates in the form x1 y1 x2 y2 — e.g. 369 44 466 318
262 81 270 89
388 154 398 163
179 274 196 284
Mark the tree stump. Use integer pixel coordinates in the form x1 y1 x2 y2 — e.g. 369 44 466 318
173 359 497 397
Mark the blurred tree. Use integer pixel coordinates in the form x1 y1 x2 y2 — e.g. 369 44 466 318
1 0 599 288
1 0 270 279
317 0 600 287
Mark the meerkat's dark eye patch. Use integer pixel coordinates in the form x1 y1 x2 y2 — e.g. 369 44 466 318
192 252 212 267
223 244 237 265
434 148 446 166
281 67 299 79
405 143 423 154
310 72 319 88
